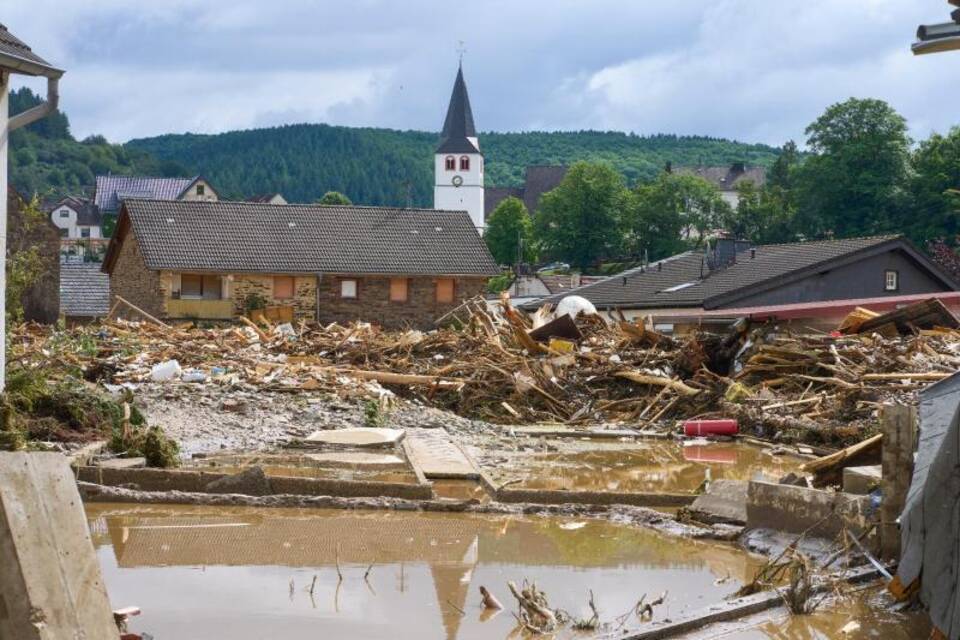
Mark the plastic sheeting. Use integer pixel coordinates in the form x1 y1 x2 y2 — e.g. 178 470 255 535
898 373 960 638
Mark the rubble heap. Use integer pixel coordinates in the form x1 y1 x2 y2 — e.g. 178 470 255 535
9 299 960 446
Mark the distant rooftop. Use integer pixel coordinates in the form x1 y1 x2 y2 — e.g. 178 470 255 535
60 263 110 317
94 175 198 212
673 163 766 192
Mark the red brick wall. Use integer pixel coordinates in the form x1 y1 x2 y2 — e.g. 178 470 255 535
316 275 487 329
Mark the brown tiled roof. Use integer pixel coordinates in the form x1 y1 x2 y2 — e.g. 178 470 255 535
60 263 110 317
674 164 766 192
0 24 59 74
523 235 954 311
539 274 605 295
106 199 498 277
483 186 523 220
522 165 568 213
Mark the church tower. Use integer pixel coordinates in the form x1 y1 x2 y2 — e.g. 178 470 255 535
434 64 484 232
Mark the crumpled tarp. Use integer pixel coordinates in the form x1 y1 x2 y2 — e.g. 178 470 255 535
898 373 960 638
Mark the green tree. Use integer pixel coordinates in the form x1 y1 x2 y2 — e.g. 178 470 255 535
907 127 960 245
317 190 352 205
768 140 799 190
794 98 910 238
627 172 731 258
535 162 629 270
484 197 534 265
725 180 796 244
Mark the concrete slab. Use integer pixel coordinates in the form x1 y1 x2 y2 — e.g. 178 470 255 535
404 428 478 479
303 427 404 448
687 479 749 525
746 480 876 541
305 451 407 469
843 465 881 495
98 456 146 469
0 452 118 640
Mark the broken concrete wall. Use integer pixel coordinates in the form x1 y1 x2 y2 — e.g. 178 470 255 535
746 480 876 540
0 452 117 639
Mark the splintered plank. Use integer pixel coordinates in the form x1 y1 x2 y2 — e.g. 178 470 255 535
404 428 478 479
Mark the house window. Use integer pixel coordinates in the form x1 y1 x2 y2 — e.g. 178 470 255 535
445 156 455 171
435 278 455 304
80 228 91 238
181 274 222 300
59 210 70 218
389 278 409 303
340 279 358 299
884 270 899 292
459 156 470 171
196 184 205 196
273 276 294 300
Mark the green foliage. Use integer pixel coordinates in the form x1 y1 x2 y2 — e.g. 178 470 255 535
111 424 180 468
6 197 50 323
317 190 352 205
127 125 780 206
363 398 391 428
794 98 911 238
486 273 513 293
8 88 189 200
243 292 268 314
628 172 732 259
725 181 796 245
536 162 629 270
906 127 960 244
484 196 535 265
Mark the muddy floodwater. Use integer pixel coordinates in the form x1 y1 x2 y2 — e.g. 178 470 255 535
87 503 763 639
490 441 804 494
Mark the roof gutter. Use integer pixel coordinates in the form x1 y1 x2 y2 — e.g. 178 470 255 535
8 75 60 132
0 50 64 132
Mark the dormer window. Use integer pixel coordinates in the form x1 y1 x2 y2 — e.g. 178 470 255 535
445 156 455 171
459 156 470 171
196 184 205 196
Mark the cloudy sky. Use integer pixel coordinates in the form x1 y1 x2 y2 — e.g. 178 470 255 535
4 1 957 146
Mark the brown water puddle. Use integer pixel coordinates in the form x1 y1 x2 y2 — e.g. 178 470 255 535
681 588 931 639
495 441 804 494
87 503 764 640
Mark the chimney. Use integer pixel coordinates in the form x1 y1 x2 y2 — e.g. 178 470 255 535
709 234 752 271
571 273 581 287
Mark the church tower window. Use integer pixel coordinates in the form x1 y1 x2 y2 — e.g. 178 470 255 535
445 156 455 171
459 156 470 171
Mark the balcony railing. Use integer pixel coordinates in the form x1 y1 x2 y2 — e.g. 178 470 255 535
166 298 235 320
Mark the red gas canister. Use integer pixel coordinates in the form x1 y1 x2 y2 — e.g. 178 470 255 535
683 419 738 437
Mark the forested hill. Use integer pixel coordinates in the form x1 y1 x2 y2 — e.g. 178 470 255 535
127 125 781 207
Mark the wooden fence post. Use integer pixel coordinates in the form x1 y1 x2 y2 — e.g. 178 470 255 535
880 403 917 559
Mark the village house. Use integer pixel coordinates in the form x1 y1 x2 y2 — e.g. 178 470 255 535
523 235 960 332
94 174 219 214
673 162 767 208
102 199 498 328
484 165 569 220
246 193 288 205
48 196 103 239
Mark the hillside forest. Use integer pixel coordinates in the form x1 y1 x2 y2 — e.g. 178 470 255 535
9 88 960 275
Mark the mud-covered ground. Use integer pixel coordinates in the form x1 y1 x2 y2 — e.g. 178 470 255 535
132 381 494 457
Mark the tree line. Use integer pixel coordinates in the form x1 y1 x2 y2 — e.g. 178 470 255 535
485 98 960 272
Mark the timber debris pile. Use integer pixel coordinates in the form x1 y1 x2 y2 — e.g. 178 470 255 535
8 298 960 447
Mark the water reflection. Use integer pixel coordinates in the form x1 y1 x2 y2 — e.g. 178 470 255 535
503 442 802 494
88 503 762 640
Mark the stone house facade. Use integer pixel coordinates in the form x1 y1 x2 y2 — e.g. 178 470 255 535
103 199 497 329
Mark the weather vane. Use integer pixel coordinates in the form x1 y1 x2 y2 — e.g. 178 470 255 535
457 40 466 64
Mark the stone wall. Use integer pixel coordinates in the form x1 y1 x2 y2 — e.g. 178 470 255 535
231 275 317 321
316 275 487 329
108 232 164 320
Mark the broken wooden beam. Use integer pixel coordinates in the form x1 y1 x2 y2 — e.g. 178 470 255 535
614 371 700 396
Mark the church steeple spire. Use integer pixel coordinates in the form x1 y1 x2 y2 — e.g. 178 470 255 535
437 64 478 153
